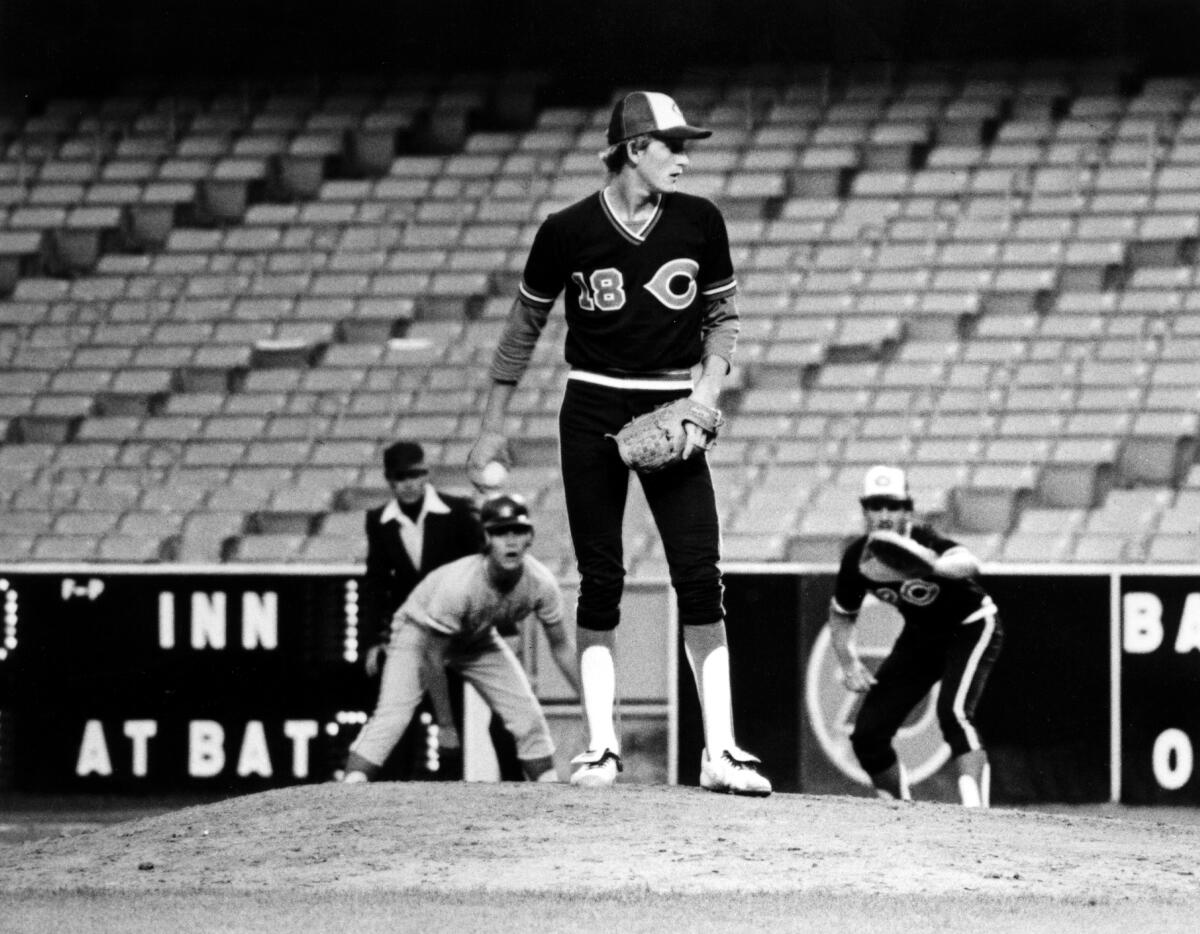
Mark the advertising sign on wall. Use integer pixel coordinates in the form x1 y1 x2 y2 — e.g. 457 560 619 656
1120 575 1200 805
3 565 1197 806
0 570 362 792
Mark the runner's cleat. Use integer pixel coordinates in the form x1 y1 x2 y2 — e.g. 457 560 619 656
700 747 772 797
569 748 623 787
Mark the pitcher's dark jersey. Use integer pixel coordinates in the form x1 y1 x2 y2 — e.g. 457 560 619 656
833 525 996 627
518 189 737 373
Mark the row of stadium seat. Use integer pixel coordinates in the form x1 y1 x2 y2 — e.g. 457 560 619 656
1 61 1199 568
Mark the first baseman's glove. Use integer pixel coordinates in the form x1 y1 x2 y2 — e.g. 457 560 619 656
607 398 724 473
859 530 937 583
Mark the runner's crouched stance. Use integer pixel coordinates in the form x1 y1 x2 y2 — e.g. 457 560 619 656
828 465 1004 807
340 494 581 783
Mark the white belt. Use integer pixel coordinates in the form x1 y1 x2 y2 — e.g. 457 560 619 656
568 369 693 391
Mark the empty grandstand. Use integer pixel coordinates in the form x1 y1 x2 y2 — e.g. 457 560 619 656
0 56 1198 570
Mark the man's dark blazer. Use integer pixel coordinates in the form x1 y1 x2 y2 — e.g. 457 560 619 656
361 489 485 647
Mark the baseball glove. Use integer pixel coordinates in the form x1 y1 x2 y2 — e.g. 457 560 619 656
859 529 937 583
607 398 724 473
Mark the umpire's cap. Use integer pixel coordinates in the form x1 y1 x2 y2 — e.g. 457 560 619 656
860 464 913 508
382 440 427 478
480 493 534 533
607 91 712 145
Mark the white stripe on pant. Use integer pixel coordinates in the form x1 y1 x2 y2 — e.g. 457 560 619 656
950 609 998 752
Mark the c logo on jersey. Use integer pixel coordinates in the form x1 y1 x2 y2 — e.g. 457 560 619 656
872 580 941 608
898 579 940 607
804 599 950 788
644 258 699 310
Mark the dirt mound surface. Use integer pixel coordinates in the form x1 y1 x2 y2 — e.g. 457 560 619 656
2 783 1196 899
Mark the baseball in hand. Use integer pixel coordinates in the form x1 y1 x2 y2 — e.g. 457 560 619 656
479 461 508 488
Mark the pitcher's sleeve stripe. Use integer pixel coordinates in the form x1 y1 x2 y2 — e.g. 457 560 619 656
518 281 557 307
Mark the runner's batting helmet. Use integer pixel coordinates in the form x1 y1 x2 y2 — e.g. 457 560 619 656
480 493 534 533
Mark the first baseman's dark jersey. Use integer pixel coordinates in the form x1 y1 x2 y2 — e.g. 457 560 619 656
518 189 737 373
833 526 996 627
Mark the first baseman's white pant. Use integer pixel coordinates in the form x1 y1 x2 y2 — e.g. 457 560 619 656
349 621 555 769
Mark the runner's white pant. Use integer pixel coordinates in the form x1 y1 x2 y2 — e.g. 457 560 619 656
349 621 555 769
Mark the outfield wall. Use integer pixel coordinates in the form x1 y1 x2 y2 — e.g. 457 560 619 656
1 564 1197 806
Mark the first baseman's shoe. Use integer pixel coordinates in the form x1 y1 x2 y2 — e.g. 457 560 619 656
341 770 369 784
569 748 623 787
700 747 772 797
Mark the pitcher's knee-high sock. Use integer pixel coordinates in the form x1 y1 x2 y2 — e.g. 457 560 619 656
955 748 990 808
682 621 735 757
577 628 618 753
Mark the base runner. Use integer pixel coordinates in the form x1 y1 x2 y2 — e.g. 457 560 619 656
340 494 581 783
827 465 1004 807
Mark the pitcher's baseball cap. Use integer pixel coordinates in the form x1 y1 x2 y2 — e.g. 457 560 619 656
860 465 913 508
481 493 534 533
607 91 712 145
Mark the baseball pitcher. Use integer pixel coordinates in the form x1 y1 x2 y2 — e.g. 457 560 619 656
467 90 771 796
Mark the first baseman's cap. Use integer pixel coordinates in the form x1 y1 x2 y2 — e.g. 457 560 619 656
606 91 712 146
382 441 427 478
480 493 534 532
861 465 912 505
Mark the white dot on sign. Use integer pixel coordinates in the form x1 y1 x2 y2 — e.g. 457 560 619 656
419 712 432 725
325 723 338 736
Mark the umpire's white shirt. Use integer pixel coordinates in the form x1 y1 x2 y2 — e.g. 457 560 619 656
379 485 451 568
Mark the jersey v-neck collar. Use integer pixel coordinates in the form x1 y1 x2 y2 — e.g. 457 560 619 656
600 188 664 244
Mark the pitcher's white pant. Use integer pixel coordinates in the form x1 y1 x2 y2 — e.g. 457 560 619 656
348 621 555 772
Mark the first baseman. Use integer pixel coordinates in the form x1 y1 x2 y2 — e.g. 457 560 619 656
828 465 1004 807
467 90 770 796
340 494 581 783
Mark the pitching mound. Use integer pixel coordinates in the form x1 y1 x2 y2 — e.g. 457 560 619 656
2 782 1197 900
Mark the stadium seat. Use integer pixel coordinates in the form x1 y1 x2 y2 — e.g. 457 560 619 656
227 532 307 563
1070 532 1136 563
3 65 1200 570
1000 530 1074 562
1036 439 1119 508
1118 412 1200 485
